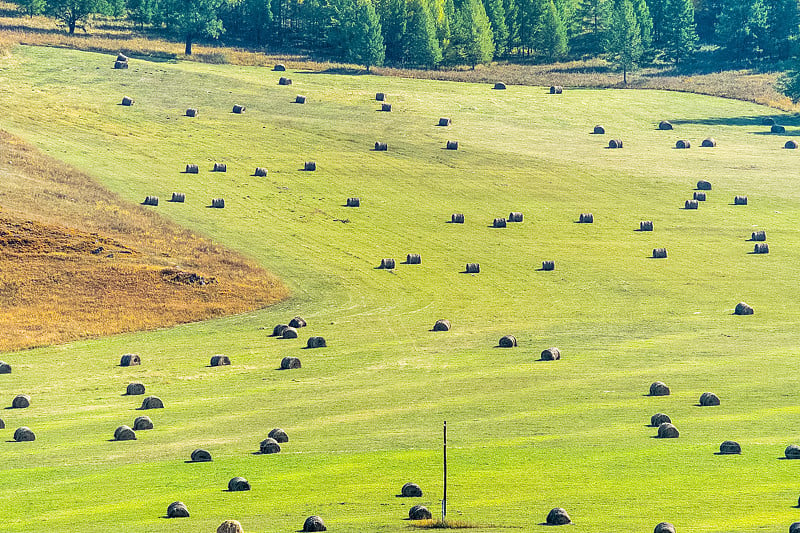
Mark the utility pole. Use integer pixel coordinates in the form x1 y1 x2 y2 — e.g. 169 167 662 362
442 420 447 522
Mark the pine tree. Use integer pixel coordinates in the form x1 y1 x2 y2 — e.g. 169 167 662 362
403 0 443 67
158 0 224 54
662 0 696 64
241 0 274 45
606 0 641 84
482 0 509 55
376 0 407 63
503 0 520 52
517 0 543 54
352 0 385 70
577 0 609 54
764 0 797 59
645 0 664 45
553 0 578 37
693 0 722 42
630 0 651 52
535 0 567 59
451 0 494 66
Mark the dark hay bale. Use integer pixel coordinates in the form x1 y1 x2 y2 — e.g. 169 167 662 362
649 381 670 396
772 124 786 134
701 138 717 147
654 522 676 533
120 354 141 366
657 422 679 438
608 139 623 148
278 77 292 85
0 419 4 429
269 428 289 442
549 85 563 94
114 61 129 69
304 161 316 171
465 263 480 273
685 200 699 209
699 392 720 406
228 477 250 491
546 508 571 525
579 213 594 223
751 231 766 241
254 167 268 177
493 218 507 228
508 212 523 222
734 302 754 315
786 444 800 459
126 382 145 395
499 335 517 348
786 140 799 149
274 64 286 71
754 243 769 254
792 523 800 533
653 248 667 259
541 347 560 360
295 95 306 104
0 361 11 373
640 221 654 231
186 108 198 117
217 520 244 533
232 104 245 114
493 82 506 90
171 192 186 202
542 260 555 271
735 195 748 205
14 426 35 442
272 324 289 336
211 355 231 366
121 96 134 106
143 196 159 206
446 140 459 150
185 164 199 174
114 425 136 441
140 396 164 409
289 316 307 328
133 416 153 430
381 103 392 112
380 258 396 269
11 394 30 408
213 162 227 172
438 117 452 126
260 437 281 454
376 92 385 101
281 356 301 369
407 253 421 264
167 502 190 518
190 448 212 462
693 192 706 201
593 125 605 134
117 53 128 62
303 516 327 532
719 440 741 455
282 326 299 339
374 141 387 151
762 117 776 126
650 413 671 427
211 198 225 208
307 336 326 348
675 140 690 149
451 213 465 223
401 482 423 497
658 121 673 130
697 180 712 190
409 505 432 520
347 197 361 207
433 319 451 331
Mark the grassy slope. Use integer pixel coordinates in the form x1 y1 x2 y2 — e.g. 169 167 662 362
1 46 800 532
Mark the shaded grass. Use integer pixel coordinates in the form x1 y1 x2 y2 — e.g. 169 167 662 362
411 518 489 529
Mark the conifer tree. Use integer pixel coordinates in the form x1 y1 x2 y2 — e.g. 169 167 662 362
451 0 494 66
662 0 695 64
606 0 641 84
402 0 442 67
535 0 567 59
482 0 509 55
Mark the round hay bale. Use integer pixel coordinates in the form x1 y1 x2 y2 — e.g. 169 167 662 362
675 140 690 149
685 199 699 209
381 103 392 112
446 140 459 150
14 426 35 441
499 335 517 348
211 198 225 208
307 336 326 348
186 108 198 117
650 413 671 427
693 192 706 201
465 263 480 273
140 396 164 409
438 117 452 126
653 248 667 259
143 196 159 206
542 260 555 271
407 253 421 264
654 523 676 533
347 197 361 207
269 428 289 442
171 192 186 203
191 448 212 462
119 354 139 367
786 140 798 149
791 523 800 533
167 501 189 518
254 167 268 177
546 507 571 525
281 356 301 369
374 141 388 151
126 382 145 395
493 82 506 90
493 218 507 228
303 516 327 532
133 415 153 430
117 52 128 62
658 121 673 130
375 92 386 101
273 63 286 71
762 117 776 126
114 425 136 441
541 347 560 360
217 520 244 533
696 180 712 191
608 139 623 148
114 61 129 69
657 422 679 438
549 85 563 94
508 212 523 222
0 361 11 373
0 418 4 429
278 77 292 85
754 242 770 254
295 95 306 104
699 392 720 406
272 324 289 337
451 213 465 223
121 96 134 106
401 482 422 497
380 258 396 270
735 195 748 205
701 138 717 147
289 316 307 328
579 213 594 223
186 164 199 174
719 440 741 455
282 326 299 339
304 161 316 171
260 437 281 454
593 125 605 134
640 221 654 231
213 162 227 172
409 505 432 520
735 302 754 315
786 444 800 459
12 394 30 408
211 355 231 366
772 124 786 134
433 319 451 331
649 381 670 396
751 231 766 241
228 477 250 491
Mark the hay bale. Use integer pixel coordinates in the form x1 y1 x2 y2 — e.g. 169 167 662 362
186 164 199 174
274 64 286 71
269 428 289 442
465 263 480 273
171 192 186 203
653 523 676 533
650 413 671 427
376 92 385 101
14 426 35 441
734 302 754 315
190 448 212 462
143 196 159 206
186 108 198 117
675 140 690 149
133 415 153 430
232 104 246 114
451 213 465 223
295 95 306 104
640 221 653 231
433 319 451 331
381 103 392 112
211 355 231 366
701 138 717 147
401 482 423 497
303 516 327 532
260 437 281 454
120 353 140 366
734 195 748 205
211 198 225 208
546 508 571 525
699 392 720 406
12 394 30 408
282 326 299 339
751 231 766 241
0 361 11 373
542 260 555 271
762 117 776 126
307 336 326 348
438 117 452 127
786 444 800 459
685 199 699 209
407 253 421 264
114 425 136 441
653 248 667 259
289 316 307 328
658 121 673 130
693 192 706 201
499 335 517 348
493 218 507 228
374 141 388 151
347 197 361 207
719 440 741 455
114 61 129 69
121 96 134 106
140 396 164 409
126 382 145 395
117 52 129 62
697 180 712 190
409 505 432 520
272 324 289 337
167 501 190 518
549 86 563 94
772 124 786 134
754 243 769 254
657 422 679 438
0 419 4 429
380 258 396 269
508 212 523 222
213 162 227 172
791 523 800 533
493 82 506 90
593 125 605 134
446 140 459 150
541 347 560 360
228 477 250 491
579 213 594 223
254 167 268 177
281 356 301 369
649 381 670 396
786 140 798 149
278 77 292 85
217 520 244 533
304 161 316 171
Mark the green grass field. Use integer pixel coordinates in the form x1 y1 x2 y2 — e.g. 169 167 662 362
2 45 800 532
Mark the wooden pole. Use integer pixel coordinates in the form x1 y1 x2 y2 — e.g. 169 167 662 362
443 420 447 522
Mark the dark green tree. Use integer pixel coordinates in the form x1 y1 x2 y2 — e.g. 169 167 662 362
714 0 771 60
502 0 520 51
661 0 695 64
482 0 509 55
45 0 112 34
241 0 274 45
764 0 798 59
606 0 641 84
375 0 406 62
553 0 578 37
693 0 722 42
159 0 225 54
347 0 385 70
16 0 46 17
127 0 158 28
630 0 651 51
450 0 494 66
402 0 442 67
577 0 609 53
535 0 567 59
